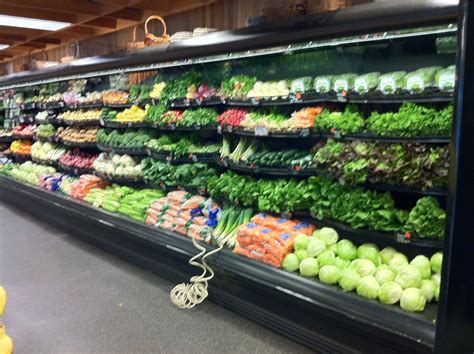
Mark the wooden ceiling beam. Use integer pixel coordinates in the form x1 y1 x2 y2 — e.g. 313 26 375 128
31 38 62 45
0 34 27 42
0 4 77 23
108 7 144 22
0 0 102 15
18 42 47 49
82 17 118 29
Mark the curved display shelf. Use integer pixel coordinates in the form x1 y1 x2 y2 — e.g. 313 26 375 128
60 140 98 149
320 132 451 144
0 135 13 143
148 150 218 164
31 157 58 167
150 124 218 133
58 162 94 176
96 143 147 156
12 134 35 141
11 152 31 163
65 102 103 110
169 96 223 108
216 158 318 177
99 119 149 128
33 135 59 143
62 119 100 127
224 127 318 139
103 103 132 109
94 172 143 185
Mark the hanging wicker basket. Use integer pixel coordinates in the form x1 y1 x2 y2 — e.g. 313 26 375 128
144 15 170 46
126 24 146 51
60 40 80 64
27 49 58 70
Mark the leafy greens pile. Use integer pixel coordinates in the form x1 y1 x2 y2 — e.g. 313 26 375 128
141 158 217 189
312 139 449 190
96 128 155 149
146 134 220 157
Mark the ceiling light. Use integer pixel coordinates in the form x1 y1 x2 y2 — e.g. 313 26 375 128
0 15 70 31
0 44 9 50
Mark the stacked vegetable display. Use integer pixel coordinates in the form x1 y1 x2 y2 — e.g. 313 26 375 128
279 227 442 312
92 153 142 180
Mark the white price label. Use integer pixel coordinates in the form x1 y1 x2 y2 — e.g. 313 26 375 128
315 78 331 93
254 125 268 136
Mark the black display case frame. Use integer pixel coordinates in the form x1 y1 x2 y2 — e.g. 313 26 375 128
1 0 473 352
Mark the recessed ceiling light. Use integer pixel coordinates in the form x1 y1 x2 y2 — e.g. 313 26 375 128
0 44 9 50
0 15 70 31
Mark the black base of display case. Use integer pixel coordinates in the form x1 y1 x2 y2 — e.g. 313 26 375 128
0 177 436 353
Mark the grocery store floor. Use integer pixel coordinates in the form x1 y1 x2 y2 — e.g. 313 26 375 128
0 202 311 354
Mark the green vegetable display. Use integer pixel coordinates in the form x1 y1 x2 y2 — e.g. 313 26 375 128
220 75 257 98
117 189 165 222
367 103 453 137
141 158 217 189
405 197 446 239
179 108 218 127
284 227 442 312
313 139 449 190
36 124 57 139
146 134 220 158
145 105 168 124
314 105 365 134
96 128 155 149
354 72 380 93
159 71 201 103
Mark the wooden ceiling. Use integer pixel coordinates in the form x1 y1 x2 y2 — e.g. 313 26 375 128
0 0 216 62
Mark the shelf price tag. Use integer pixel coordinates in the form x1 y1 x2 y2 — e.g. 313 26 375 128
194 99 202 106
336 93 347 102
395 232 412 244
254 125 268 136
191 154 198 162
194 124 201 130
19 117 24 123
299 128 310 137
169 124 176 130
99 117 105 126
250 97 260 105
331 128 341 138
217 125 223 134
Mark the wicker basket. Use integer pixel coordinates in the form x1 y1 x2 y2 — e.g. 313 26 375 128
27 49 58 70
144 15 170 47
60 40 79 64
127 25 146 51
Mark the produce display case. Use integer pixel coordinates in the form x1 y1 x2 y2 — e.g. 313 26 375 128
1 1 473 352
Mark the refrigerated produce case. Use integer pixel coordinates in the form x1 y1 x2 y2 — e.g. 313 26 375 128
1 1 473 352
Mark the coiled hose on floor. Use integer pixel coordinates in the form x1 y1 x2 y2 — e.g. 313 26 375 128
170 235 223 309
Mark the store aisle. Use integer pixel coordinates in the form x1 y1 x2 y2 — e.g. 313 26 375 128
0 203 310 354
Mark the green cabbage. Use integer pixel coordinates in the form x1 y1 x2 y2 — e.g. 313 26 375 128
431 273 441 287
299 257 319 277
430 252 443 273
380 247 397 265
319 265 341 285
336 239 358 261
435 65 455 91
317 250 336 267
405 67 440 93
375 267 396 285
420 279 436 303
378 281 403 305
313 227 339 246
339 269 361 292
295 250 309 262
410 255 431 279
357 275 380 300
357 243 381 266
306 238 327 257
400 288 426 312
281 253 300 272
333 73 357 93
395 265 422 289
314 75 333 93
334 257 351 270
389 253 409 273
351 259 376 277
294 234 311 251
